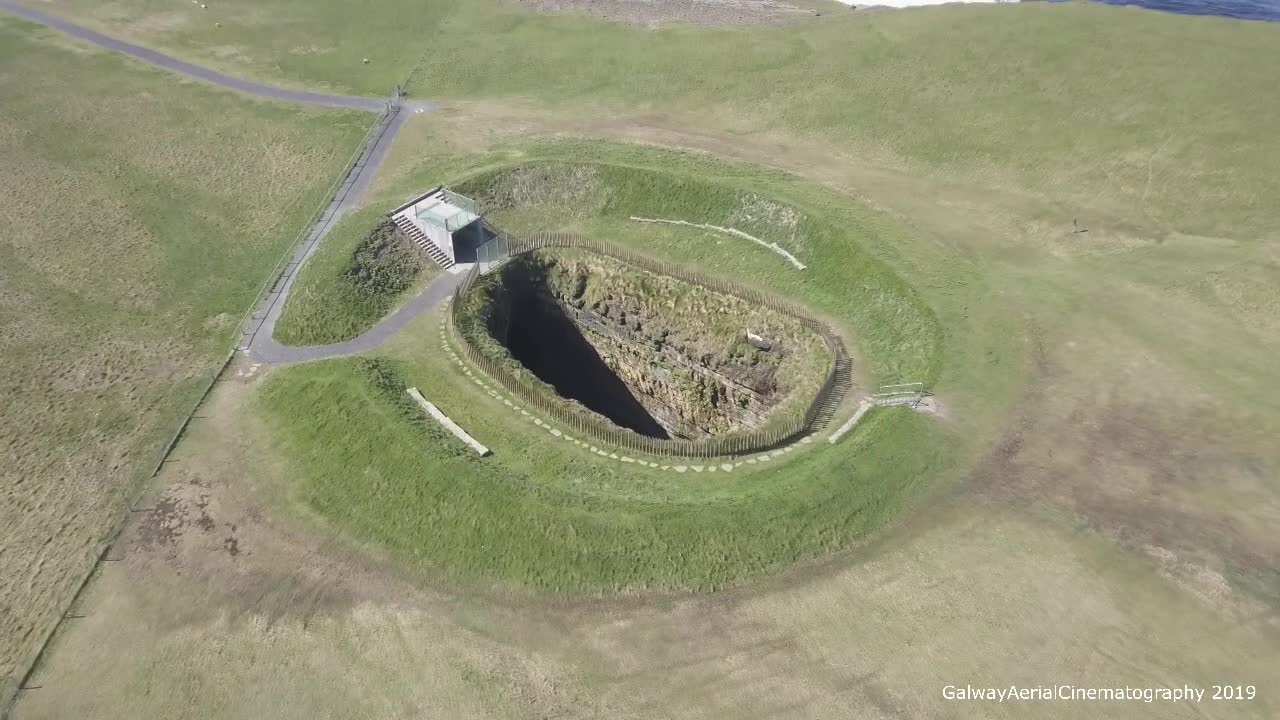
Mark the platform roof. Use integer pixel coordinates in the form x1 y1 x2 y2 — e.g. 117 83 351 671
414 196 479 232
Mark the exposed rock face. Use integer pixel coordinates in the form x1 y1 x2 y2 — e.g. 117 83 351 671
555 293 774 438
471 250 830 440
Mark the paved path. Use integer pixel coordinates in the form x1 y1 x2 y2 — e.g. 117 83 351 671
2 0 452 366
236 104 408 360
247 270 465 365
0 0 394 111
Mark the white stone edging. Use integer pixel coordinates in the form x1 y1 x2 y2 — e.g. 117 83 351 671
406 387 491 456
828 399 874 444
628 216 806 270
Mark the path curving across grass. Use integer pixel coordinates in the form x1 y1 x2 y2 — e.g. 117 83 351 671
272 206 440 347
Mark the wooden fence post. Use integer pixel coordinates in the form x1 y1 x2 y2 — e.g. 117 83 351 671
449 231 848 460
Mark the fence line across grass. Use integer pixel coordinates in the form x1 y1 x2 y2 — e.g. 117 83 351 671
448 232 852 460
4 90 401 715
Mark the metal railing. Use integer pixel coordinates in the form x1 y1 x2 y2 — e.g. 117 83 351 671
872 382 926 408
442 188 480 218
448 232 851 459
475 229 510 274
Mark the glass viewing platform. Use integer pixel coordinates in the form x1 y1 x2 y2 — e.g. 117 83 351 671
414 190 481 233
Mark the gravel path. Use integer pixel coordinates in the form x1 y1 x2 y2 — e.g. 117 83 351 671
2 0 452 366
0 0 389 110
235 105 419 363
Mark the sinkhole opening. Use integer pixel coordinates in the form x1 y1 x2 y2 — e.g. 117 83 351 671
461 249 834 442
504 288 670 439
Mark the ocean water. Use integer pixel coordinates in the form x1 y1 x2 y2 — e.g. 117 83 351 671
1090 0 1280 21
857 0 1280 22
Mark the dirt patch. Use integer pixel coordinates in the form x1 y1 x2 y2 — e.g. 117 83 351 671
134 486 216 551
968 321 1280 614
505 0 824 28
103 375 408 631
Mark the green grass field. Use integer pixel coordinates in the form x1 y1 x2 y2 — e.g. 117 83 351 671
273 206 437 345
0 15 369 703
40 2 1280 237
6 0 1280 717
258 351 943 591
454 157 940 382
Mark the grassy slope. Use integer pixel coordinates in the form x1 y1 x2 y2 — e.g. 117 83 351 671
253 144 966 592
17 373 1278 720
0 17 369 701
272 206 437 346
259 352 945 592
40 1 1280 237
455 159 938 382
377 104 1280 604
19 460 1280 720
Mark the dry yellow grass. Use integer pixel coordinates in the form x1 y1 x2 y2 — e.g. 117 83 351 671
11 364 1276 719
0 17 367 701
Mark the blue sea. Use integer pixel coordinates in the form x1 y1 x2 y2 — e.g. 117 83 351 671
1090 0 1280 21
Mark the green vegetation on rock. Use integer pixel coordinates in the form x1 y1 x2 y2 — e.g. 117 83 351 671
458 247 833 441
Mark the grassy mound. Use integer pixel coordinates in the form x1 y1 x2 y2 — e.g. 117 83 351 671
260 343 944 593
257 145 948 592
455 158 936 382
273 207 435 346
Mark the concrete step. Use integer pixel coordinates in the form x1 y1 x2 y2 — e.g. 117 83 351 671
392 215 454 269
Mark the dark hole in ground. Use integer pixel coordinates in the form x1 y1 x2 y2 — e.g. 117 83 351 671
449 221 500 265
504 288 670 439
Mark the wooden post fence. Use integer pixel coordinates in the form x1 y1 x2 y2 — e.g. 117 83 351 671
447 232 851 460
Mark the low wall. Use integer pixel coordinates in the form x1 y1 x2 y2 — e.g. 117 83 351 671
406 388 490 456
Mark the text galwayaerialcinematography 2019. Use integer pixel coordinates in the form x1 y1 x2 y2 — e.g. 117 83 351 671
943 685 1259 704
